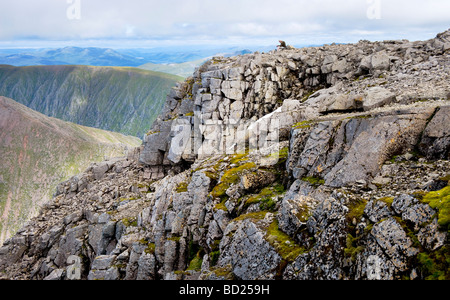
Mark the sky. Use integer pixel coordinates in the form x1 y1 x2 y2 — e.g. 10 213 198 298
0 0 449 49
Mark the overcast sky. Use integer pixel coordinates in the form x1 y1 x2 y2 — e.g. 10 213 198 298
0 0 449 48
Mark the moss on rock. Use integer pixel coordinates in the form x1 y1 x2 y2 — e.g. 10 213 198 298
421 186 450 230
210 162 256 199
265 220 306 263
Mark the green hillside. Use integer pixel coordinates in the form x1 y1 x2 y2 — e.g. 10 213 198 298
138 57 209 78
0 96 142 243
0 65 183 138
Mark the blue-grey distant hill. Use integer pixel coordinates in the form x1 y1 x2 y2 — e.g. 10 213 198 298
0 47 145 67
0 46 261 67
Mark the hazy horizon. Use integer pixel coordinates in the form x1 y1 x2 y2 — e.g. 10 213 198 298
0 0 449 50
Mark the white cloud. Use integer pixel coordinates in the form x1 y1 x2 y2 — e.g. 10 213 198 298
0 0 448 46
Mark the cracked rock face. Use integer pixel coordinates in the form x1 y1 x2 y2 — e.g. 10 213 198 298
1 30 449 281
218 215 282 280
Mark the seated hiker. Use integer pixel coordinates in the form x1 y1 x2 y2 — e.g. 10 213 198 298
277 40 287 50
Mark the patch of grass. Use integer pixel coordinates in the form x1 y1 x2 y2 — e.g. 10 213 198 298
168 236 181 242
301 176 325 187
244 183 285 212
230 153 249 165
122 217 138 227
233 211 269 223
119 196 139 202
346 197 368 224
412 190 427 201
378 196 394 208
265 220 306 263
146 130 161 136
209 251 221 267
203 170 219 181
422 186 450 230
214 200 228 212
259 198 278 212
176 181 189 193
186 255 203 272
208 265 235 279
293 120 317 130
265 147 290 166
345 114 372 121
344 234 364 262
417 246 450 280
273 183 286 194
210 162 256 199
187 241 203 268
267 147 289 160
421 186 450 230
144 243 156 255
294 203 314 224
245 187 274 206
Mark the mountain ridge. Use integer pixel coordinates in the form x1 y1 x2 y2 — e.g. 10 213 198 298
0 96 142 244
0 46 259 67
0 29 449 280
0 64 183 137
0 47 145 67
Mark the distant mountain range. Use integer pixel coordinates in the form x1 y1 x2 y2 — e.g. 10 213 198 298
0 96 142 243
138 49 254 78
0 47 145 67
0 46 260 67
0 65 183 138
138 57 210 78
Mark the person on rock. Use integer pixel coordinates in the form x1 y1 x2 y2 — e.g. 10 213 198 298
277 40 287 50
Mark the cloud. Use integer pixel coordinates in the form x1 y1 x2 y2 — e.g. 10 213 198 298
0 0 448 46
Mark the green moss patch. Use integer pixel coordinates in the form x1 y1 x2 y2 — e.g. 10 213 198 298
210 162 256 199
344 234 364 262
293 120 317 130
421 186 450 230
122 217 138 227
244 183 285 212
301 176 325 187
233 211 269 223
265 147 290 166
378 196 394 207
266 147 289 160
176 181 189 193
144 243 156 255
186 255 203 272
265 220 306 263
417 246 450 280
230 153 250 165
346 197 368 224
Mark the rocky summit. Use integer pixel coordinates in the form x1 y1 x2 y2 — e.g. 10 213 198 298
1 30 449 280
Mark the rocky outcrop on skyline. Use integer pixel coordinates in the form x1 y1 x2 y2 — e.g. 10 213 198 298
0 30 449 280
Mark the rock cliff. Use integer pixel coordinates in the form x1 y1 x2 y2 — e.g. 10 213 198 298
1 30 449 280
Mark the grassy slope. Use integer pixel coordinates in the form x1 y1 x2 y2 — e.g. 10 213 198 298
0 65 183 138
0 96 141 243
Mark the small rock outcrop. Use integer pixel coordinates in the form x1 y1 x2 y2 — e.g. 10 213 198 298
1 30 449 280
